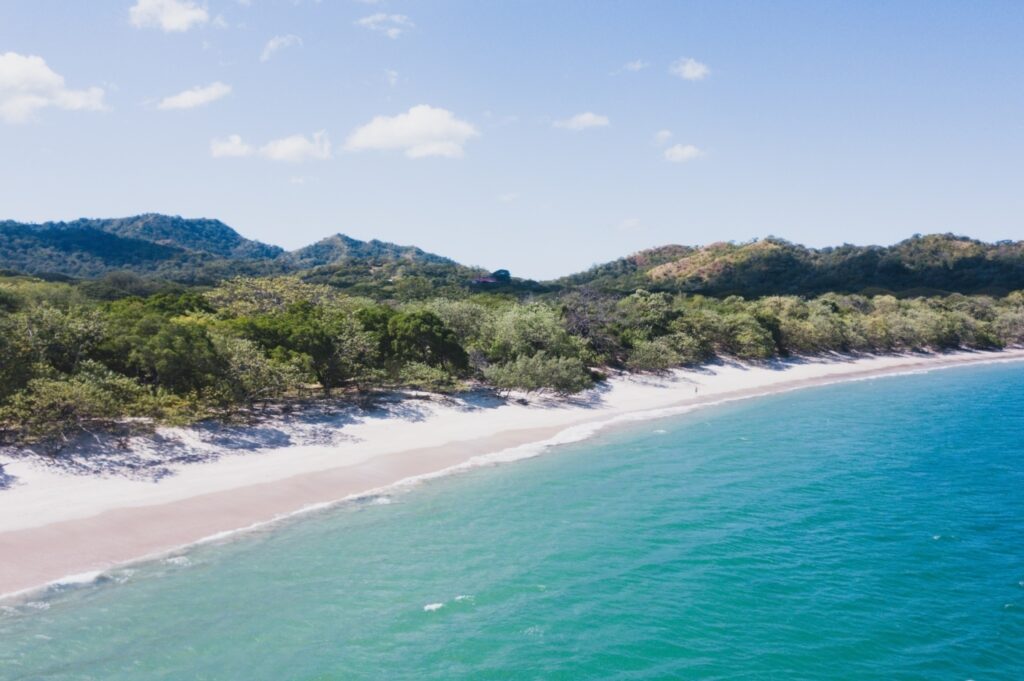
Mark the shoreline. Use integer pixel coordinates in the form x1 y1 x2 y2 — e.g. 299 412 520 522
2 349 1023 602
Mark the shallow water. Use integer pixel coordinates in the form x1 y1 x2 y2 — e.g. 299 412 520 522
1 362 1023 680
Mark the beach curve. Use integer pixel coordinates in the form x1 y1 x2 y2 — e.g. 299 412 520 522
2 349 1023 601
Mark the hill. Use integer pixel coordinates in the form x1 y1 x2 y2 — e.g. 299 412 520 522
0 215 468 289
85 214 284 260
3 215 1023 298
559 235 1024 297
0 215 284 283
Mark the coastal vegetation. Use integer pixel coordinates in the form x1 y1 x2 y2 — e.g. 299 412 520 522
1 265 1023 448
2 215 1024 448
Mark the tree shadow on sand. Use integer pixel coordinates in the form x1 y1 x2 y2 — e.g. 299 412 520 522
0 464 15 491
0 389 537 483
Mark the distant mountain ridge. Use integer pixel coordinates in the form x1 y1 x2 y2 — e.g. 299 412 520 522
0 214 458 285
284 233 456 270
2 215 1023 297
561 235 1024 297
84 214 285 260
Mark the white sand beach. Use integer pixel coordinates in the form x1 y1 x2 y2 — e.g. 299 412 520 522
2 350 1023 600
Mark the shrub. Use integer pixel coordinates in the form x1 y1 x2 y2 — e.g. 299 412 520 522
484 352 593 396
626 338 680 373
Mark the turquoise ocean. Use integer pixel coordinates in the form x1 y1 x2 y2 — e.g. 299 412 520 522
1 361 1022 679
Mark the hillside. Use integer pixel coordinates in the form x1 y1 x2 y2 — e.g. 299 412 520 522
560 235 1024 297
0 215 466 288
3 216 1023 298
0 215 284 283
87 214 284 260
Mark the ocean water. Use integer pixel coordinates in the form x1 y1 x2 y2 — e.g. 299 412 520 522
1 362 1023 680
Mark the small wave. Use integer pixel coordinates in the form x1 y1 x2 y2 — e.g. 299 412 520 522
50 571 104 590
454 594 473 602
423 602 444 612
112 569 135 584
164 556 192 567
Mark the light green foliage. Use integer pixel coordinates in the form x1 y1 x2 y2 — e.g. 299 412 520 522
720 313 776 359
0 313 39 401
206 276 345 317
483 303 581 362
397 362 459 393
615 289 677 344
626 338 681 373
213 335 304 406
423 298 492 348
484 352 594 396
0 361 153 446
19 305 106 373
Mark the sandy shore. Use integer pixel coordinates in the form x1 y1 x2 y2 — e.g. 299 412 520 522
2 350 1023 600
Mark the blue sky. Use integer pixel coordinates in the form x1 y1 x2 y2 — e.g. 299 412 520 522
1 0 1023 278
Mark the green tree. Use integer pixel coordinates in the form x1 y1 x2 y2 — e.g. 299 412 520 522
0 362 151 447
213 334 304 407
387 310 468 372
239 302 376 395
484 352 593 396
626 338 680 373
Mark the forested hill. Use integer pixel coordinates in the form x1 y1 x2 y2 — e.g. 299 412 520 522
559 235 1024 297
3 215 1024 298
0 214 471 287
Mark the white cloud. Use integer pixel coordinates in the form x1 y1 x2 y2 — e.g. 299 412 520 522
210 134 253 157
356 13 413 39
384 69 398 87
0 52 105 123
669 57 710 81
617 218 641 230
129 0 209 32
553 112 609 131
260 131 332 162
498 192 519 203
654 129 673 145
664 143 704 162
345 105 479 158
613 59 649 74
261 34 302 62
158 81 231 110
211 131 333 162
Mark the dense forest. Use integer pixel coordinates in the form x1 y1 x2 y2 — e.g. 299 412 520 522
1 215 1023 449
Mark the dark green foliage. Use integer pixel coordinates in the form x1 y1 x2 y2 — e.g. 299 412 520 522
238 302 374 396
387 311 468 372
99 302 225 395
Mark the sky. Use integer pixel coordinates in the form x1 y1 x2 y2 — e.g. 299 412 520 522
1 1 1023 279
